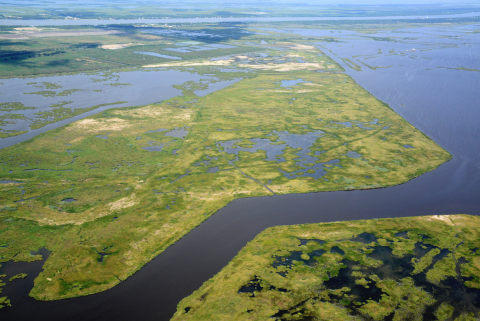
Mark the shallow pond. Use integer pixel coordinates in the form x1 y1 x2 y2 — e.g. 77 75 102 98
346 151 361 158
165 127 189 139
218 130 342 179
277 79 308 88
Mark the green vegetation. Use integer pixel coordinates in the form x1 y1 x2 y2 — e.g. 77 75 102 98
0 296 11 309
341 58 362 71
0 113 29 126
25 89 85 97
0 102 35 111
0 273 10 309
9 273 28 281
438 67 480 72
172 215 480 321
0 17 477 79
28 82 63 90
50 101 73 108
0 29 160 78
0 39 450 303
30 101 127 130
0 114 29 138
0 26 264 78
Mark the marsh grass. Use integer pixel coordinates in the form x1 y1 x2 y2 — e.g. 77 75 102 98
172 215 480 321
0 43 450 301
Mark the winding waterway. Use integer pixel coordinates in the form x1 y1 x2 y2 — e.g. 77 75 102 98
1 24 480 321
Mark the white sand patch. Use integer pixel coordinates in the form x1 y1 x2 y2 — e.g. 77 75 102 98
109 193 137 211
265 42 317 51
239 62 324 72
292 44 317 51
426 215 454 225
71 117 130 132
114 105 192 120
143 59 233 68
279 43 317 51
101 43 139 50
262 89 316 93
14 27 40 31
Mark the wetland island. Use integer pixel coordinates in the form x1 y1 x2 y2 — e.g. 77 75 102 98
0 1 479 320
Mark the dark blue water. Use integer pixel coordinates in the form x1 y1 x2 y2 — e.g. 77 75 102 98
309 24 480 180
1 24 480 321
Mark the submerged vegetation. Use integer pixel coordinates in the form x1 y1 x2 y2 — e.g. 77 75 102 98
172 215 480 321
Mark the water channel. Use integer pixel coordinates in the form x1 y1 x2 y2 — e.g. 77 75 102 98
1 24 480 321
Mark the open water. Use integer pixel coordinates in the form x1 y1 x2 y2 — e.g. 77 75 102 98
0 12 480 26
0 70 241 149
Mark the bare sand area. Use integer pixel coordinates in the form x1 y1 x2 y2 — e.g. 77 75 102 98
101 43 140 50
